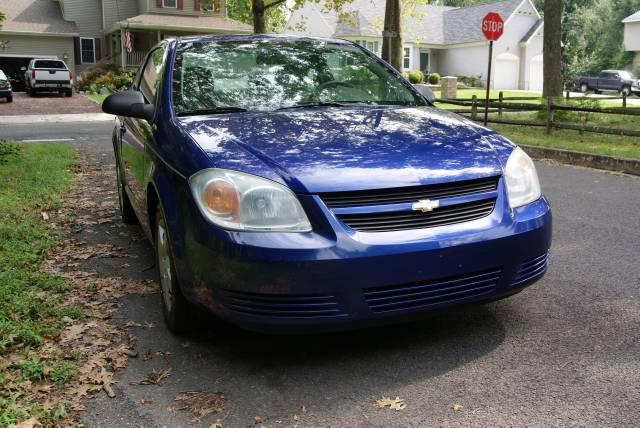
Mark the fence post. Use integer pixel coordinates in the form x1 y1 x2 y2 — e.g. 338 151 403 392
472 95 478 121
498 91 503 118
546 96 554 134
623 92 627 108
566 90 570 100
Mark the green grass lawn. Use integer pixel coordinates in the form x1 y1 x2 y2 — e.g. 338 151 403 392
84 93 108 106
0 142 80 425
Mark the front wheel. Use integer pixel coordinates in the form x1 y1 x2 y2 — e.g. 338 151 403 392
620 86 631 97
155 205 192 334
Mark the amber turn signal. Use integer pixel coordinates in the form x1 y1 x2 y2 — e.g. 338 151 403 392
203 179 239 215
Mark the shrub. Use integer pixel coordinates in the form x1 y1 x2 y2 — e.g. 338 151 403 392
49 361 75 384
16 359 44 381
406 70 424 84
78 62 135 93
427 72 441 84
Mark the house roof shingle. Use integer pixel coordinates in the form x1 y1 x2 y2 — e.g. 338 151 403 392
288 0 529 46
112 13 252 34
0 0 78 35
622 11 640 23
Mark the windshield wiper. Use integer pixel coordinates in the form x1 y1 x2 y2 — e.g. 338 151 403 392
176 107 248 116
276 102 346 110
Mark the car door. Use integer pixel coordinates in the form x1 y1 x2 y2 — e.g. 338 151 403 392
599 72 616 90
120 45 167 229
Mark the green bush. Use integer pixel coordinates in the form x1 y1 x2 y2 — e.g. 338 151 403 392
49 361 75 384
407 70 424 84
427 73 441 84
16 359 44 381
78 62 135 93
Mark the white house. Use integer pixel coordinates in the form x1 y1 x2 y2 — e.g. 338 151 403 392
623 11 640 69
286 0 544 90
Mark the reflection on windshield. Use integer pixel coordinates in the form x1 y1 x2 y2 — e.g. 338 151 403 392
172 39 424 113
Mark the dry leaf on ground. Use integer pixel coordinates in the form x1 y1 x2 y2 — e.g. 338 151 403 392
375 396 406 411
451 403 463 411
174 391 225 418
130 368 171 385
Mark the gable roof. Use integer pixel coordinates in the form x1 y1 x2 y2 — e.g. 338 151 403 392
287 0 531 46
0 0 78 36
520 18 543 43
622 11 640 23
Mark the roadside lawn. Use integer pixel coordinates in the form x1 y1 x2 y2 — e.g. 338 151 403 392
0 142 80 425
85 93 108 106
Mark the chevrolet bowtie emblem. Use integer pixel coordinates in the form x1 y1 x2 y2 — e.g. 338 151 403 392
412 199 440 213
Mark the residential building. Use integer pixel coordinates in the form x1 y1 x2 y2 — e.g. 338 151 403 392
0 0 251 89
623 11 640 69
286 0 544 90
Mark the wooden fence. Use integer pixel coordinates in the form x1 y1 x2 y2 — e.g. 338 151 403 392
434 92 640 138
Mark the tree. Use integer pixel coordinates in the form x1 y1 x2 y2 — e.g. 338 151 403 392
382 0 403 70
226 0 287 33
543 0 563 96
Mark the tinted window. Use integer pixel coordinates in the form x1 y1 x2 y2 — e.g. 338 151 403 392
139 48 166 103
34 60 67 69
172 39 423 113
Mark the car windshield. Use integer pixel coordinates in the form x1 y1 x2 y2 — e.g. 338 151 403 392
34 60 67 69
172 39 424 114
619 71 636 80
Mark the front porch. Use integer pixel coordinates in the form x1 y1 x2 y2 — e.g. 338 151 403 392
104 13 253 69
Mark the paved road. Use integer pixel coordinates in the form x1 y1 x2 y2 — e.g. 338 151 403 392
3 122 640 427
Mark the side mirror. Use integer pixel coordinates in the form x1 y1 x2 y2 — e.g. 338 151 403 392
20 67 26 72
102 91 155 122
414 84 436 104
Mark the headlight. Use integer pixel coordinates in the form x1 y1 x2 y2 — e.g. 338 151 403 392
504 147 541 208
189 169 312 232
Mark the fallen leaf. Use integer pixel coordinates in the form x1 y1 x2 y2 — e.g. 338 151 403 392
174 391 225 418
451 403 464 411
181 340 192 348
41 212 49 221
130 368 171 385
254 416 263 424
15 417 40 428
375 396 406 411
141 396 154 404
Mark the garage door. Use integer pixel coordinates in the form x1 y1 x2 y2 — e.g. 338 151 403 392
529 54 543 92
494 53 519 90
0 57 34 92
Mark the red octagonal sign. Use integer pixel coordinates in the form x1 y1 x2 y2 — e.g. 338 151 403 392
482 12 504 41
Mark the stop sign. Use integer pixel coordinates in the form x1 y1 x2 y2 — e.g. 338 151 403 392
482 12 504 41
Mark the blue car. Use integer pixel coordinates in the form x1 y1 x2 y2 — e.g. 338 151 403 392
103 35 551 333
0 69 13 103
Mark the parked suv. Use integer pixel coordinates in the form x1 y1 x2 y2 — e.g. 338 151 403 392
574 70 640 96
23 59 73 97
0 69 13 102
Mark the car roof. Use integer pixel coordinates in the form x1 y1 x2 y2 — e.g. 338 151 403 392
174 33 353 46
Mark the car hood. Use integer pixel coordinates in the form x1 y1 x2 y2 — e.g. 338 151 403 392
178 106 506 193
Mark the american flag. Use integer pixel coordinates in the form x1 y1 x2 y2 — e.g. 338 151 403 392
124 31 133 54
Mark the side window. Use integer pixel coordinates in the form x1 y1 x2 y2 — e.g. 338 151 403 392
139 47 167 103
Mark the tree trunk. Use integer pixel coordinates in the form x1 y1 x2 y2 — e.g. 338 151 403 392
252 0 267 34
543 0 563 97
381 0 403 71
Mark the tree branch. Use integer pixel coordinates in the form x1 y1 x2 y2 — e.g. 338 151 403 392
264 0 287 10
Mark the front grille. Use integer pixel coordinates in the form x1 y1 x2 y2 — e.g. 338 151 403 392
363 268 502 313
512 252 548 286
336 198 495 232
221 290 345 318
320 176 499 208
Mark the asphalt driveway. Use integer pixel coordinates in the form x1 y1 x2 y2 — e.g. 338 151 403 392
3 122 640 427
0 92 102 116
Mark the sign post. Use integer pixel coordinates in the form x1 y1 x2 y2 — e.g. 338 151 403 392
481 12 504 126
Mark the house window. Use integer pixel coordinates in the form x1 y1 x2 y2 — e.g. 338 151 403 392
163 0 177 7
81 38 95 64
355 40 381 57
403 47 411 69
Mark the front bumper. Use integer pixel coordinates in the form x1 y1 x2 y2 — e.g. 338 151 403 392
173 182 552 332
0 88 11 97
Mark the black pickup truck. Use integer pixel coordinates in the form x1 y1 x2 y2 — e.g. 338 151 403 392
574 70 639 96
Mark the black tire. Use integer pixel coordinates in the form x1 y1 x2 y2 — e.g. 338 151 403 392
115 160 138 224
66 90 73 97
6 96 12 103
620 86 631 97
155 205 191 334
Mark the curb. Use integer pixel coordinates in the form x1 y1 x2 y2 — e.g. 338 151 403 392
0 113 114 124
522 144 640 176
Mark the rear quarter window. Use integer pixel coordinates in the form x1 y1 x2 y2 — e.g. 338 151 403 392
34 60 67 70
